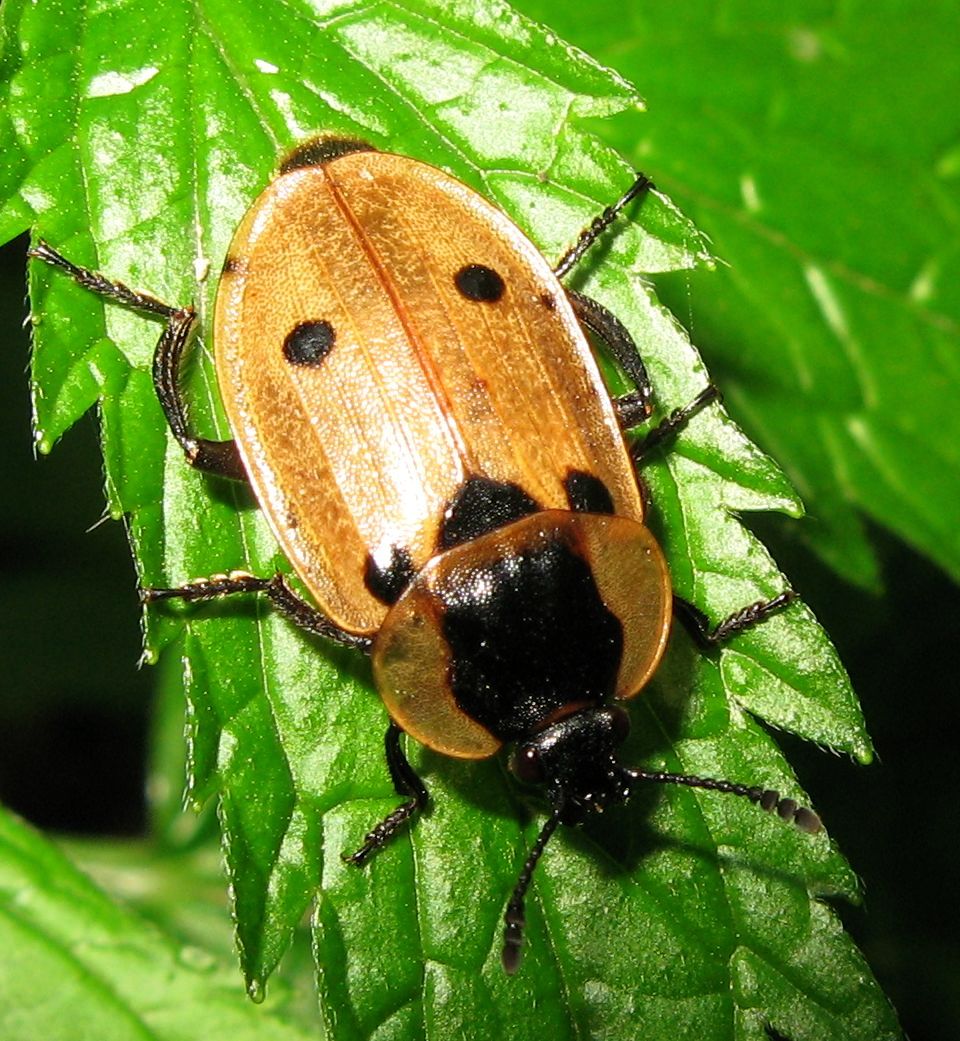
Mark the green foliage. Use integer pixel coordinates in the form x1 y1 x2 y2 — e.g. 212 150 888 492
513 0 960 591
0 1 903 1039
0 807 320 1041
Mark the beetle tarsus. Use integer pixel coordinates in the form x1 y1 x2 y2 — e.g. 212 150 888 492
632 383 721 461
675 589 797 649
29 240 178 318
342 799 421 866
29 239 246 484
344 723 429 865
140 571 370 650
553 172 655 278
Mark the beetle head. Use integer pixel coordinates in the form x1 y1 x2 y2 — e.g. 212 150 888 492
509 705 633 824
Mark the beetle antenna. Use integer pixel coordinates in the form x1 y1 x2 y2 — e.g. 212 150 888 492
502 809 563 974
626 768 822 834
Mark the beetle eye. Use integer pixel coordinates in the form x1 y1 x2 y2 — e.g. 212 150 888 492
510 745 544 784
610 706 630 744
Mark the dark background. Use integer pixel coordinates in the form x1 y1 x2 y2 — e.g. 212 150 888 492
1 230 957 1040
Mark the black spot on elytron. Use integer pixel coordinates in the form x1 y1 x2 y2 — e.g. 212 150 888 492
221 255 247 276
283 320 335 367
539 292 557 311
439 475 540 550
440 530 624 741
564 470 615 515
279 137 374 175
364 545 416 605
454 264 505 303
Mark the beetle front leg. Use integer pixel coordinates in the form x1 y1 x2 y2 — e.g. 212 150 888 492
343 722 429 865
29 240 246 482
142 570 370 652
673 590 797 648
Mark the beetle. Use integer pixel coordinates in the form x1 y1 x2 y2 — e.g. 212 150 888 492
29 136 820 974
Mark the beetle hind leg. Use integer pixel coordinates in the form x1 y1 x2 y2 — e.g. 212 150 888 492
343 722 429 866
152 309 247 481
566 289 656 427
29 240 246 482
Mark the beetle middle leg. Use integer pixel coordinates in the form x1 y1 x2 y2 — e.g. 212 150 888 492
28 240 246 482
342 722 429 866
626 382 797 642
141 570 370 651
566 289 655 427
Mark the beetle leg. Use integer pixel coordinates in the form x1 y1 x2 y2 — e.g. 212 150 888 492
152 309 247 481
342 722 429 865
29 240 179 318
28 240 246 482
673 590 797 648
553 172 654 279
566 289 656 426
141 570 371 652
612 389 653 430
630 384 721 462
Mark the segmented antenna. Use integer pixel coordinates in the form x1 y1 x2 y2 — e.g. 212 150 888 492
499 773 820 974
627 768 822 834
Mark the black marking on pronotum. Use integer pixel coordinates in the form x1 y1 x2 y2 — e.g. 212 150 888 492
364 545 416 605
440 529 624 741
279 136 374 174
283 320 336 367
454 264 505 303
439 475 539 550
564 470 615 515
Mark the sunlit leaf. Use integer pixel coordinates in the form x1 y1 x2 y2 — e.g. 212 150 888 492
0 0 896 1038
0 807 321 1041
513 0 960 590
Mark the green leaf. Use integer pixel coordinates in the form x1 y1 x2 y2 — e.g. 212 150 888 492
0 806 321 1041
510 0 960 591
1 0 896 1039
